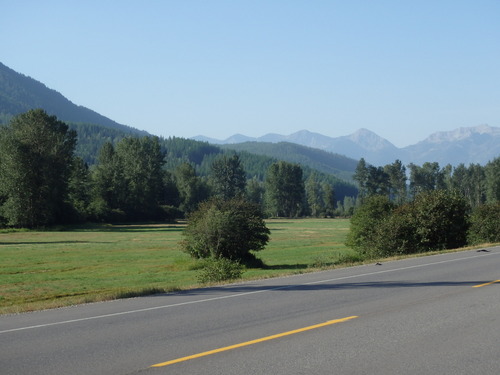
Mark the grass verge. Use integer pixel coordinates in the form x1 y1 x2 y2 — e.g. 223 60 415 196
2 218 491 314
0 219 357 314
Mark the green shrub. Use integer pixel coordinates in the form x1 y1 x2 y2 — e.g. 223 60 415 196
411 190 470 251
468 202 500 244
345 195 394 256
197 258 243 283
334 252 364 264
373 203 419 256
347 191 470 258
182 198 270 263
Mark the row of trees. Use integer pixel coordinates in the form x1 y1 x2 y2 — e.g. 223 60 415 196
0 110 339 228
348 157 500 257
354 158 500 207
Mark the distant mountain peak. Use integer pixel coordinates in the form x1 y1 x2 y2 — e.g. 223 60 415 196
345 128 397 152
192 124 500 166
225 133 255 143
423 124 500 144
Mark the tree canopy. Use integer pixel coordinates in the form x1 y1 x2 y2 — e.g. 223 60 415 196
0 109 76 227
265 161 305 217
210 154 246 201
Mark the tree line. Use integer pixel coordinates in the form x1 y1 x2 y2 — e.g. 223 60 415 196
347 157 500 257
354 157 500 207
0 110 344 228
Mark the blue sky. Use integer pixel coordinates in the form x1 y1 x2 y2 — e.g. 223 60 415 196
2 1 499 147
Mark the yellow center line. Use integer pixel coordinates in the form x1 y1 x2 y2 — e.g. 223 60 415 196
473 279 500 288
150 315 358 368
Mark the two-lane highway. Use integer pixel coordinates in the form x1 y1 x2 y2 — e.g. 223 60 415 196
1 247 499 374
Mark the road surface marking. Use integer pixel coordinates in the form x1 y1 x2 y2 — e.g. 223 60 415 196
473 279 500 288
150 315 358 367
2 249 497 334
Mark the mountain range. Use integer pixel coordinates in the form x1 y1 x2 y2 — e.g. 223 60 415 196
194 125 500 167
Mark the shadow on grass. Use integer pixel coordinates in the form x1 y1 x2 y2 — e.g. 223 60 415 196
0 240 112 245
97 226 185 233
56 223 186 233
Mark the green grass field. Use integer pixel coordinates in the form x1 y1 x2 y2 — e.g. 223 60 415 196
0 219 358 314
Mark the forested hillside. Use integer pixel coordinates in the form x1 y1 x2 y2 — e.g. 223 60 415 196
222 141 358 181
64 120 358 200
0 62 146 135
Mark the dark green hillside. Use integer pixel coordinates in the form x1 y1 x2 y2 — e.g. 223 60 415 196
196 148 357 200
68 124 358 201
0 62 146 135
68 122 144 164
68 121 357 200
222 141 358 181
162 140 357 202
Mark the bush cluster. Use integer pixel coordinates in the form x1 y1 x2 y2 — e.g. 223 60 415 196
347 191 472 258
468 202 500 244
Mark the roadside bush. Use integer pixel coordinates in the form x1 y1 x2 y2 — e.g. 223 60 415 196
345 195 394 256
373 203 419 257
197 258 243 283
181 198 270 263
468 202 500 244
347 191 470 258
411 190 470 251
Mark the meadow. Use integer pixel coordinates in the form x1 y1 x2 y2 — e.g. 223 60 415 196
0 219 359 314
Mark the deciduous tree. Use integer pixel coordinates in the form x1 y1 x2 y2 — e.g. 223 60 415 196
0 109 76 227
485 157 500 203
265 161 305 217
384 159 407 204
174 163 209 214
210 154 246 201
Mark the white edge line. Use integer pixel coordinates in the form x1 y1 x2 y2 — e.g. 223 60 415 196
1 250 497 334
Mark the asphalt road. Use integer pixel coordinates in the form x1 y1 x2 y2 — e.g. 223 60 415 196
1 246 499 374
